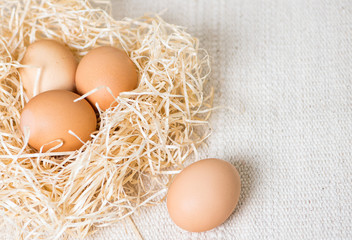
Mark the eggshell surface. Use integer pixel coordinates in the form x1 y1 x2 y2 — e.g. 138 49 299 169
19 39 77 99
75 46 138 111
20 90 97 152
167 158 241 232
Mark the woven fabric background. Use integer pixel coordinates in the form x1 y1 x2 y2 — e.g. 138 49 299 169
2 0 352 239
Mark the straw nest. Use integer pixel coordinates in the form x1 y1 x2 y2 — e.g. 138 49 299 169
0 0 212 239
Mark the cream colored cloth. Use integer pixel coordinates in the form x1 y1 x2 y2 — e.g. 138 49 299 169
2 0 352 239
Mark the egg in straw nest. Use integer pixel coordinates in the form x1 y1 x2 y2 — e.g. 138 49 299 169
0 0 212 239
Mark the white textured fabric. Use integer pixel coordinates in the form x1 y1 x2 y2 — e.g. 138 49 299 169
2 0 352 239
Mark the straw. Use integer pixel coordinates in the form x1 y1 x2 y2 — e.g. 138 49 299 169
0 0 212 239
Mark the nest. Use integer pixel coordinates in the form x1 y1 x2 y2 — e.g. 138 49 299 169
0 0 212 239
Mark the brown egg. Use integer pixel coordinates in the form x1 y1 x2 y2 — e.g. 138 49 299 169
19 39 78 99
75 46 138 111
167 158 241 232
20 90 97 152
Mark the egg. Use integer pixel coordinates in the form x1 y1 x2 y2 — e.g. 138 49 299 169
167 158 241 232
75 46 138 111
19 39 78 99
20 90 97 152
